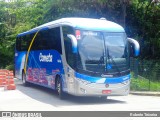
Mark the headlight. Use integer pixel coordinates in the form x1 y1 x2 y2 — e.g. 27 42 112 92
122 80 130 85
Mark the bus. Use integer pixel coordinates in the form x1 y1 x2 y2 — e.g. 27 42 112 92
15 17 140 99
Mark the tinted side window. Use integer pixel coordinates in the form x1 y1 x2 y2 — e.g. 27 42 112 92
30 28 62 53
21 36 28 51
16 37 21 51
16 34 32 51
30 30 48 50
49 27 62 54
17 27 62 52
31 31 41 50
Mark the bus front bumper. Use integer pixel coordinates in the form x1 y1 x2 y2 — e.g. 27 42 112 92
72 78 130 96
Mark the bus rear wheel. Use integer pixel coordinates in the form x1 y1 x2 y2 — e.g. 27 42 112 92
22 71 30 86
56 77 66 100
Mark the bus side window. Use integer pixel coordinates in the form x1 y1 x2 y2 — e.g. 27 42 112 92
35 32 41 50
40 30 49 50
49 27 62 54
25 34 30 50
16 37 21 51
31 31 42 50
21 36 28 51
29 33 34 50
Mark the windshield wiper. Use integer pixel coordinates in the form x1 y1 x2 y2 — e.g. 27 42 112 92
98 56 104 66
106 48 122 76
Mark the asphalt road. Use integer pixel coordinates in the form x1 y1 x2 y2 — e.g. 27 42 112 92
0 80 160 111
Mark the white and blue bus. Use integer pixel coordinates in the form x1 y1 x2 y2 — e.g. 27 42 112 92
15 18 140 99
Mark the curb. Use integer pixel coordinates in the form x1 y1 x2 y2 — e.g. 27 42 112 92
130 91 160 97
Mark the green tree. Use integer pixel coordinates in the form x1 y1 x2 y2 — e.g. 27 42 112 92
126 0 160 59
0 0 160 69
0 0 50 68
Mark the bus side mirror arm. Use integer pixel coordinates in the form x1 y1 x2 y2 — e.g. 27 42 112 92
127 38 140 57
67 34 78 53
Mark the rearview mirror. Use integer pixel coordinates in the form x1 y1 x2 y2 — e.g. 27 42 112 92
128 38 140 57
67 34 78 53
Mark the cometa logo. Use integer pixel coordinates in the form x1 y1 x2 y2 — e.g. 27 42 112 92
39 53 53 62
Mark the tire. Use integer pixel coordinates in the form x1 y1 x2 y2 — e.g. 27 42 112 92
22 71 30 86
56 76 66 100
100 96 107 101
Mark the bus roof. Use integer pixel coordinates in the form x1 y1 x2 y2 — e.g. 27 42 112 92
17 17 125 37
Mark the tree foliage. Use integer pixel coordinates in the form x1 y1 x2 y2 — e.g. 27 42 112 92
0 0 160 69
126 0 160 59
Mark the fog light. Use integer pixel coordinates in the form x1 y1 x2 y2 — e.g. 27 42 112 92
102 90 111 94
80 88 86 94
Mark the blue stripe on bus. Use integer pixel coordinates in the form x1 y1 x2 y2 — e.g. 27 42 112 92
75 72 130 84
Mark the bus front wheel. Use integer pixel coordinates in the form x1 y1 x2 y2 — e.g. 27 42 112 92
56 76 66 99
100 96 108 101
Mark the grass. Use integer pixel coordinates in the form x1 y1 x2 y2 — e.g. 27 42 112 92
130 76 160 91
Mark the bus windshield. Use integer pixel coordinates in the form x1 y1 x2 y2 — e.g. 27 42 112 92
76 30 129 77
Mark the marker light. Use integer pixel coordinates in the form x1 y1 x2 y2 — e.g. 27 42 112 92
76 30 81 40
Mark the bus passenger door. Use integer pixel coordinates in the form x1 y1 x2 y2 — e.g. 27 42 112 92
62 26 77 94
